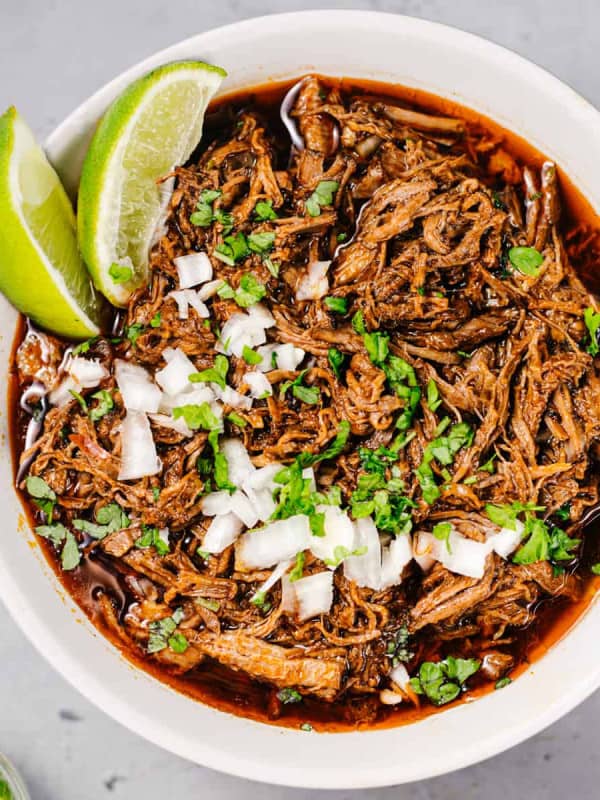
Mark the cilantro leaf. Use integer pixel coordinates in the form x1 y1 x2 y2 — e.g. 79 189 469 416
277 688 302 704
254 200 278 221
189 354 229 389
328 347 345 379
289 551 306 582
280 370 320 405
305 180 339 217
135 525 170 556
247 231 275 254
108 262 133 284
426 379 442 412
432 521 452 553
242 345 263 365
508 246 543 276
60 531 81 570
89 389 113 422
584 307 600 356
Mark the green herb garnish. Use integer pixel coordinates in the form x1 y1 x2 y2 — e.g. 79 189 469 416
108 262 133 284
135 524 170 556
254 199 278 221
324 296 348 314
89 389 113 422
410 656 480 706
584 307 600 356
508 246 543 276
305 180 339 217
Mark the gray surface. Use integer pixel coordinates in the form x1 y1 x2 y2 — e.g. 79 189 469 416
1 1 599 797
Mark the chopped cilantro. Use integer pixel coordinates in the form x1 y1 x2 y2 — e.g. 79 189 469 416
254 199 278 221
125 323 144 347
415 422 474 504
495 677 512 690
305 180 339 217
89 389 113 422
432 521 452 553
409 656 480 706
73 503 129 540
277 688 302 704
227 412 247 427
135 525 170 556
242 345 263 365
69 389 87 412
173 402 221 431
196 597 220 612
324 544 368 568
508 246 544 276
591 564 600 576
386 625 414 667
479 453 497 473
289 551 306 582
35 522 80 570
72 337 98 355
324 296 348 314
25 475 56 520
280 370 320 405
247 231 276 254
214 232 250 265
485 501 545 531
108 262 133 284
327 347 345 379
147 607 187 654
190 188 222 226
150 312 161 328
218 273 266 307
426 379 442 412
189 354 229 389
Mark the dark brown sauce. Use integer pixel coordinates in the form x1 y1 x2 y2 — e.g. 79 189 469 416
8 76 600 732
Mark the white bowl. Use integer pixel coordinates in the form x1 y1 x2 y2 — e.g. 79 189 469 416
1 10 599 789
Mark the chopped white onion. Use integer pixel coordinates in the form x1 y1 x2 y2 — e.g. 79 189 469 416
256 343 305 373
248 303 275 328
236 515 311 569
244 487 277 522
115 359 161 413
296 260 330 301
379 534 413 589
118 411 161 481
49 376 82 407
413 531 437 573
344 516 381 589
155 348 197 395
148 413 193 436
221 438 255 486
309 505 356 567
203 512 244 553
282 571 334 621
244 371 272 398
197 279 225 301
487 520 524 558
213 384 253 411
389 663 410 691
216 313 268 357
174 252 213 289
229 492 259 528
250 558 294 604
421 527 490 579
68 356 109 387
169 289 209 320
243 463 283 492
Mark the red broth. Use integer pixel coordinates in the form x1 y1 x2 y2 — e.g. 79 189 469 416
9 76 600 731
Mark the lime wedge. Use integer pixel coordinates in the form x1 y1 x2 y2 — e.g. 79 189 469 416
0 108 106 338
78 60 226 307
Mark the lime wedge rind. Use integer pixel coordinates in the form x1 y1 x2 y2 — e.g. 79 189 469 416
0 107 105 339
78 60 226 307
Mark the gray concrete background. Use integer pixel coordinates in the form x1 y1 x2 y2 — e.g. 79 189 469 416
1 1 599 797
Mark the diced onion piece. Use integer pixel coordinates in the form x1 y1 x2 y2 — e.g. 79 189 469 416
390 663 410 691
413 531 437 572
244 371 272 399
201 490 234 516
310 505 355 568
229 491 259 528
236 515 311 569
221 438 255 486
217 313 268 357
244 487 276 522
148 412 192 436
296 260 330 301
49 376 82 407
174 252 212 289
436 529 490 579
118 411 161 481
169 289 210 320
115 359 161 413
487 520 524 558
155 348 197 395
379 534 413 590
68 356 108 387
344 516 381 589
379 689 405 706
282 571 334 621
213 384 252 411
197 279 225 301
248 303 275 328
256 343 305 373
250 558 293 604
203 512 243 554
243 463 283 492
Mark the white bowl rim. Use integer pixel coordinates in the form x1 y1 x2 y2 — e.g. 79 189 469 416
2 10 600 790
